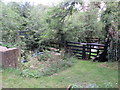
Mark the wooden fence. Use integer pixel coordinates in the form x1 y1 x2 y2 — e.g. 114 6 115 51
44 41 105 60
65 41 105 59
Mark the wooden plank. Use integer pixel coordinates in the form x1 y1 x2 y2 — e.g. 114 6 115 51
82 45 86 59
97 48 104 50
67 45 83 48
90 54 97 57
66 41 81 44
87 43 105 47
72 51 82 54
89 45 92 59
90 51 98 53
66 41 87 45
85 50 92 53
70 48 83 52
76 56 82 58
17 31 22 72
97 49 99 56
76 55 82 57
86 47 104 50
67 41 104 46
66 41 105 60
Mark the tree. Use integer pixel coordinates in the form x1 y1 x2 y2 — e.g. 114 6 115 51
100 1 119 61
1 1 24 44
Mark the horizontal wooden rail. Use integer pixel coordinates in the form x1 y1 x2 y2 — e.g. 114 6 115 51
72 51 82 54
67 41 104 46
66 41 105 60
87 43 105 47
76 55 82 57
67 45 83 48
90 51 98 53
86 47 104 50
90 55 97 57
66 41 86 45
69 48 83 52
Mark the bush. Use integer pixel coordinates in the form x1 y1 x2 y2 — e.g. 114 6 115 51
38 50 52 61
21 54 77 78
22 69 42 78
107 38 119 62
42 56 76 76
0 42 17 48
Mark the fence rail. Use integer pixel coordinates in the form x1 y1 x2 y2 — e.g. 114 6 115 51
44 41 105 60
65 41 105 59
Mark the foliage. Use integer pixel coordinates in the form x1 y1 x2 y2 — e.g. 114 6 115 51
118 31 120 61
63 11 104 42
1 2 24 43
2 60 118 88
42 56 76 76
0 42 17 48
1 0 119 61
22 69 42 78
101 2 119 61
21 50 76 78
37 50 52 61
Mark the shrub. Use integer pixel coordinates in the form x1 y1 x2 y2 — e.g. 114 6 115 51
38 50 52 61
21 54 76 78
42 56 76 76
22 69 42 78
0 42 17 48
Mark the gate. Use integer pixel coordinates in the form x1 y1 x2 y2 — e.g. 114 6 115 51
65 41 105 59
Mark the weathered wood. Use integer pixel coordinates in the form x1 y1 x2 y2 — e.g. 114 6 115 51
97 49 99 56
17 31 22 72
90 51 98 53
86 47 104 50
69 48 83 52
67 44 83 48
87 43 105 46
67 41 87 45
76 55 82 57
72 51 82 54
90 55 97 57
89 45 92 59
93 38 109 62
82 45 86 59
65 41 105 60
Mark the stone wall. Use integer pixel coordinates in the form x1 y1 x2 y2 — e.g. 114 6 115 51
0 46 19 68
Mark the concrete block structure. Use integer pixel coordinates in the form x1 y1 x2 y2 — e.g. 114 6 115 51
0 46 19 68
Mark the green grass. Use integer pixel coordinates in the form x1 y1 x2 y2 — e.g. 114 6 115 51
86 52 97 58
1 60 119 88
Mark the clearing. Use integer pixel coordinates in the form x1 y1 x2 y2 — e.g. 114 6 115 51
2 60 118 88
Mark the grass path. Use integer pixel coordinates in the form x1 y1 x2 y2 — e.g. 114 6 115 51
2 60 118 88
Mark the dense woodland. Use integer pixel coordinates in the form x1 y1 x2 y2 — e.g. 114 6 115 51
0 0 120 61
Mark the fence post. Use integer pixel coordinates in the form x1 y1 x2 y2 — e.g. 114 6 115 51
82 45 86 59
64 41 68 53
97 49 99 56
89 45 91 59
17 31 22 72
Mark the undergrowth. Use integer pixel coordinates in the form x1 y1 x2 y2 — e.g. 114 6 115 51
42 57 76 76
21 51 77 78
